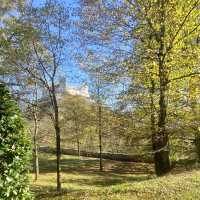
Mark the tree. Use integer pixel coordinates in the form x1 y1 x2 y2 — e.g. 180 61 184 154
127 0 200 175
60 94 94 157
79 0 200 176
179 76 200 162
95 70 104 171
83 63 109 171
0 83 32 200
24 80 41 181
15 0 71 191
0 0 25 85
2 0 71 192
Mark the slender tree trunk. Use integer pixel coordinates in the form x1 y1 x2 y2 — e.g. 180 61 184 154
33 112 39 181
52 85 61 192
150 80 156 133
98 104 103 171
55 124 61 192
150 79 156 156
195 131 200 162
96 69 103 171
153 0 170 176
77 138 81 157
190 88 200 162
74 114 81 158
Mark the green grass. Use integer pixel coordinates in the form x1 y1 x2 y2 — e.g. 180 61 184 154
31 153 200 200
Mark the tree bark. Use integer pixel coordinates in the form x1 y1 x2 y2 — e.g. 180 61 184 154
52 84 61 193
195 132 200 162
77 138 81 158
154 69 170 175
153 64 171 175
150 79 156 134
98 104 103 171
55 125 61 192
33 112 39 181
74 113 81 158
153 0 170 176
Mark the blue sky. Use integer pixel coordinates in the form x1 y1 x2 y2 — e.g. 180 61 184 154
29 0 128 108
32 0 89 88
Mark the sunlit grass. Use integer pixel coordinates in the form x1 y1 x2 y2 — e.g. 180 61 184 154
31 153 200 200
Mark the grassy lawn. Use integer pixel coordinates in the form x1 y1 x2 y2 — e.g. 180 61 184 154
31 153 200 200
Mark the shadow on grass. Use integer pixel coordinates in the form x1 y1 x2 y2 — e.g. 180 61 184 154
32 153 154 199
37 154 154 175
32 185 83 199
31 153 200 199
171 158 200 174
38 157 100 173
32 175 151 199
62 173 152 187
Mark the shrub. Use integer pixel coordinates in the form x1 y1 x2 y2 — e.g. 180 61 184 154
0 83 32 200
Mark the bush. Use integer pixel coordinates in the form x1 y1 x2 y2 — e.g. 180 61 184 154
0 84 32 200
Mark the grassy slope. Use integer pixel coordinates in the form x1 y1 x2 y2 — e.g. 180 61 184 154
31 153 200 200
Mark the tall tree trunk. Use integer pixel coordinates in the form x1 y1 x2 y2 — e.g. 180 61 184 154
33 112 39 181
52 85 61 192
154 54 171 175
77 138 81 157
192 107 200 162
195 131 200 162
150 80 156 134
98 104 103 171
150 79 156 157
153 81 170 175
150 79 169 176
55 124 61 192
74 114 81 158
153 0 170 176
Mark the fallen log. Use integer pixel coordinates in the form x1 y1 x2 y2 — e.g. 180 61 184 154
39 146 153 163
